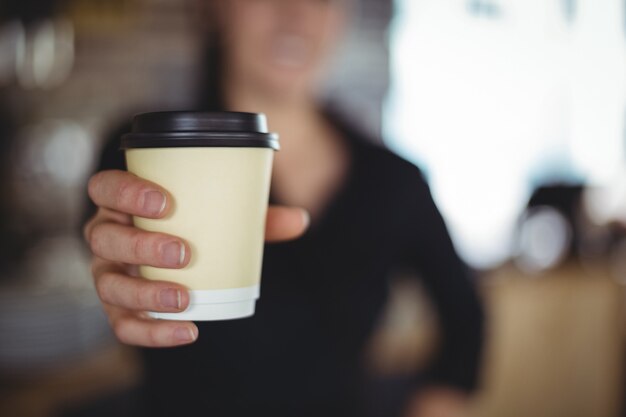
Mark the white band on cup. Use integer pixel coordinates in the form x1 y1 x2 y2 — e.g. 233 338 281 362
189 284 260 304
148 285 260 321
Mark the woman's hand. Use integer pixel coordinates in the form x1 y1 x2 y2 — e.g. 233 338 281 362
84 170 309 348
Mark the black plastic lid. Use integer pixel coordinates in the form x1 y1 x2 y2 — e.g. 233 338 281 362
121 111 279 150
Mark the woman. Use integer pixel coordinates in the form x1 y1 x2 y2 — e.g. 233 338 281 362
84 1 483 416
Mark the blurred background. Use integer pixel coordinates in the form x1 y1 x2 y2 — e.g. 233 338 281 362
0 0 624 416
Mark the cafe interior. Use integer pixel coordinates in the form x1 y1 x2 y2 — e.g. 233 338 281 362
0 0 625 416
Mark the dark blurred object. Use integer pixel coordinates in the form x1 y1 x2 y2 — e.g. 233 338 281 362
514 183 626 280
0 0 64 23
0 103 23 274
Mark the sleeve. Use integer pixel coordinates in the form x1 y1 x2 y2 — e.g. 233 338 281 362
397 167 485 393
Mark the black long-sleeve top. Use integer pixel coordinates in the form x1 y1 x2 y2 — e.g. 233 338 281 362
92 113 484 417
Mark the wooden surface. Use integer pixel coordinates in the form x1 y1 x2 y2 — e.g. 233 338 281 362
471 265 625 417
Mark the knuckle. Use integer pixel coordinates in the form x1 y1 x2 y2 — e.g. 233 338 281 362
87 172 104 202
131 229 149 261
134 283 156 311
115 180 136 210
82 218 94 242
130 230 162 264
88 223 106 256
94 272 116 304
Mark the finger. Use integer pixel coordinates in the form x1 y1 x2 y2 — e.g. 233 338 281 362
88 170 171 218
93 258 190 312
89 222 190 268
265 206 309 242
84 207 133 243
106 306 198 347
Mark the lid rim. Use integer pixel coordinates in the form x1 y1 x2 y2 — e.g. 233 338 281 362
121 141 279 150
122 111 279 150
130 111 270 134
121 133 279 150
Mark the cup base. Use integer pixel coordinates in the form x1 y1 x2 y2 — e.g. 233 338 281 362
148 286 259 321
148 299 255 321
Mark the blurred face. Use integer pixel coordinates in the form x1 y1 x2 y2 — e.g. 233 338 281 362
213 0 347 100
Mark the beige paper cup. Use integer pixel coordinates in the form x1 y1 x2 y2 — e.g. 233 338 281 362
121 112 279 321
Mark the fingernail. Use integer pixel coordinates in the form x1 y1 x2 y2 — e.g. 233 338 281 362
174 327 196 343
160 289 181 309
162 241 184 266
144 191 166 215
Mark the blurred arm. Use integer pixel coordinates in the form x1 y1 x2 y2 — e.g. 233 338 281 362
397 168 485 415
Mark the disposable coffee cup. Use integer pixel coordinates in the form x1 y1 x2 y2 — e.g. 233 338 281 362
121 111 279 321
